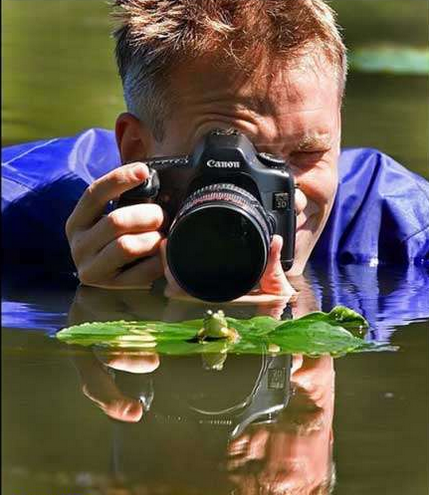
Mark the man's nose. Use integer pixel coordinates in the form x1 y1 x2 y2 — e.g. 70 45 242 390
294 187 307 215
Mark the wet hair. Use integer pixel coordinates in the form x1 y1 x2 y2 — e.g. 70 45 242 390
112 0 347 140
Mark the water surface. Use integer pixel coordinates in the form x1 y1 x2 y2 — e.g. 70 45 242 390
2 263 429 494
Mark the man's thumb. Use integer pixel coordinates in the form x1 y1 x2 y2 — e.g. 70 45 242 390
260 235 295 296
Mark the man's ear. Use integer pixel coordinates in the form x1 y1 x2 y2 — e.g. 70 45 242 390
336 106 342 152
115 112 154 164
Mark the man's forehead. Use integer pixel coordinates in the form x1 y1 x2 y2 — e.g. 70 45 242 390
168 58 340 152
243 96 337 150
247 64 338 112
175 53 339 108
241 69 339 150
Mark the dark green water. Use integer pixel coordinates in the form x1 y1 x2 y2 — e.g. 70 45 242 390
3 322 428 494
2 1 429 494
2 264 429 494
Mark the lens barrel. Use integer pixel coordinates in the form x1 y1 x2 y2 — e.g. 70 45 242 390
166 184 275 302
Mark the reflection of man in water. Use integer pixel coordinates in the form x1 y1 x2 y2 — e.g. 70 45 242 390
73 347 335 495
70 286 335 494
227 355 335 494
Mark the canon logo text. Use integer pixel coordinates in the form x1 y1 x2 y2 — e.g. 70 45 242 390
207 159 240 169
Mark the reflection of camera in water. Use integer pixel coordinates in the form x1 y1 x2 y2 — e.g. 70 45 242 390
117 128 296 302
110 353 292 491
116 353 292 440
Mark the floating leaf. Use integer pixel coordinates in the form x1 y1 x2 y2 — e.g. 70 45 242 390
56 306 392 357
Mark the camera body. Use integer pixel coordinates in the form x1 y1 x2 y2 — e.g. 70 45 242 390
118 128 296 301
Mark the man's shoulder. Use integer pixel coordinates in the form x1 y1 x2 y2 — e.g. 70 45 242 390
339 147 429 193
338 147 429 215
2 128 119 269
2 128 118 193
312 148 429 265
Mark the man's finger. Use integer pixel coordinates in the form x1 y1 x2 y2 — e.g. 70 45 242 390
291 356 335 408
68 286 135 323
72 351 143 423
228 435 250 457
254 298 290 319
95 350 160 374
66 162 149 234
260 235 295 297
112 253 163 288
72 203 165 261
293 355 334 377
78 231 163 286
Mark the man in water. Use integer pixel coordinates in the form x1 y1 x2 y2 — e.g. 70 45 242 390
64 0 349 298
4 0 427 298
63 0 428 299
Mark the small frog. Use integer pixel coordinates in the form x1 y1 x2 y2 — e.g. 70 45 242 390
197 310 239 342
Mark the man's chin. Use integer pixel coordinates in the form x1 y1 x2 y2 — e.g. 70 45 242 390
286 242 316 277
288 221 325 277
286 261 306 277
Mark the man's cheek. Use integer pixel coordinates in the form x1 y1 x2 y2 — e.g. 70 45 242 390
319 165 339 214
297 164 338 214
291 165 338 259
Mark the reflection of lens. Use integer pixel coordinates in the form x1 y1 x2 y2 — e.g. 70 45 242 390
167 184 275 302
186 354 266 413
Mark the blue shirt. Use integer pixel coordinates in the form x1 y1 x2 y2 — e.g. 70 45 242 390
3 127 429 268
2 128 429 338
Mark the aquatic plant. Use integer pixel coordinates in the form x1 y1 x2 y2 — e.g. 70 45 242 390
56 306 391 357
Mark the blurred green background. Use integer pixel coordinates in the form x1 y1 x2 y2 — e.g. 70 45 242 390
2 0 429 177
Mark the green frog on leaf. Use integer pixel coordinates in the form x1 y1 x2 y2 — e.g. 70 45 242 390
197 310 240 343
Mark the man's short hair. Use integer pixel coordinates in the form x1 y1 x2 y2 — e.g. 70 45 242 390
113 0 347 141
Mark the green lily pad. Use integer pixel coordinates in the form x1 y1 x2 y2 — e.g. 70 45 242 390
56 306 392 357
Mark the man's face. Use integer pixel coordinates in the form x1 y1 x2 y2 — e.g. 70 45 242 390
146 57 341 276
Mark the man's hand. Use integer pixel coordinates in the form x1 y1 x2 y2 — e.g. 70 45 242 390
66 163 165 289
72 348 160 423
66 162 295 300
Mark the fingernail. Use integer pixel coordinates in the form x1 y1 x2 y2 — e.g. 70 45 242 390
274 234 283 252
122 401 143 422
133 163 148 181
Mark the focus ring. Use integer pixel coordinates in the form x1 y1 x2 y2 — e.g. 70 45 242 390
174 183 272 238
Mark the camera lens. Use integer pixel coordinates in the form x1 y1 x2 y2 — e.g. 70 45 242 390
166 184 275 302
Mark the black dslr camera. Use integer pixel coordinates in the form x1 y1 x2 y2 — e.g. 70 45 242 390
118 128 296 302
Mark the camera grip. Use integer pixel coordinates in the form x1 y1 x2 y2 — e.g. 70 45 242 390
277 210 296 271
115 168 160 209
